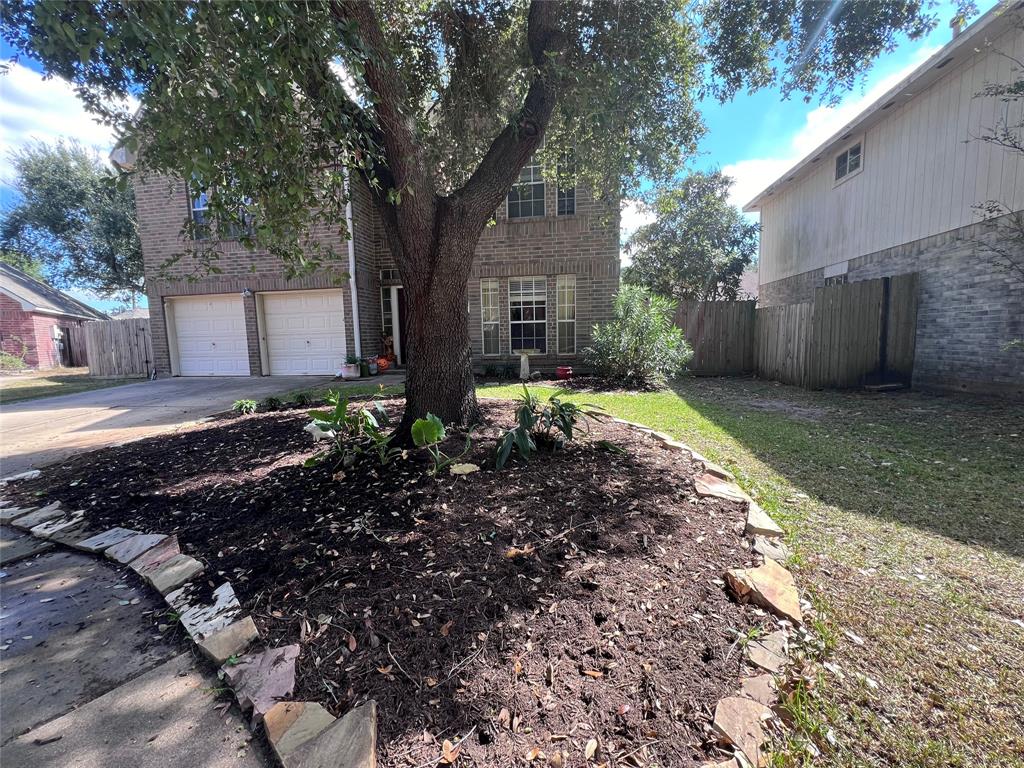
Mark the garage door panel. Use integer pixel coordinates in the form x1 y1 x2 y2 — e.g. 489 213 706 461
261 290 346 376
171 295 249 376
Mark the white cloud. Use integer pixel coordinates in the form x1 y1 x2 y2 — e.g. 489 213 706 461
0 63 134 187
722 44 940 211
619 198 656 266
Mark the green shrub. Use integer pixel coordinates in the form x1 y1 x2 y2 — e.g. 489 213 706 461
304 390 402 470
495 385 604 469
583 285 693 389
411 413 474 476
291 391 312 407
231 399 257 415
0 351 27 372
260 396 283 411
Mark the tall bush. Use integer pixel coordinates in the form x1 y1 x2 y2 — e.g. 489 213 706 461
584 285 692 389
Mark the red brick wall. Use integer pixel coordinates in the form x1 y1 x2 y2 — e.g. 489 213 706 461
0 293 86 369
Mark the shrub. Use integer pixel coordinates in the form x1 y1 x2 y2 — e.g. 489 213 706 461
0 351 27 372
291 391 312 407
495 385 604 469
583 285 692 389
260 396 283 411
304 391 402 470
231 399 257 415
411 413 475 476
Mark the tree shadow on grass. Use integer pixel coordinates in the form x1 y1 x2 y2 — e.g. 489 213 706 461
5 402 764 767
668 377 1024 560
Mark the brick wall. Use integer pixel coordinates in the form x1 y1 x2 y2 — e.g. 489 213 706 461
0 294 86 369
134 171 620 377
759 216 1024 398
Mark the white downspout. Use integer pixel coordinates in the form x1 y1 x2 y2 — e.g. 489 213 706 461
344 169 362 358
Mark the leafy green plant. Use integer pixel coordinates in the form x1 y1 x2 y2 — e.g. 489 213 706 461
260 396 283 411
495 386 604 469
231 399 257 415
291 391 312 407
583 285 693 389
411 413 474 477
304 390 401 470
0 350 27 372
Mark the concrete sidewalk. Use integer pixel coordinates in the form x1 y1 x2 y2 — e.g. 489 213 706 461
0 527 270 767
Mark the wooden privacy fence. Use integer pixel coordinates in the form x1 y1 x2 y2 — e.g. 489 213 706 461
676 273 920 389
674 300 756 375
84 318 154 378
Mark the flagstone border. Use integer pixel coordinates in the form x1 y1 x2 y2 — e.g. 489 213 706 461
612 419 805 768
0 493 377 768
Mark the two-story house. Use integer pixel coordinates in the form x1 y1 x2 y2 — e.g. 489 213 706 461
744 3 1024 397
129 155 620 379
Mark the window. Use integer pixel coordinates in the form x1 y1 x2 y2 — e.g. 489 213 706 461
190 189 211 239
480 279 500 356
824 274 848 287
557 187 575 216
189 186 253 240
381 287 394 336
509 277 547 353
834 142 862 181
507 156 544 218
556 275 576 354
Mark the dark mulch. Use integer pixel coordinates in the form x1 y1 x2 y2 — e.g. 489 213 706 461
5 399 764 767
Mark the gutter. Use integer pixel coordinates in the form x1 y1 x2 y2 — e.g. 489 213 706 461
344 169 362 358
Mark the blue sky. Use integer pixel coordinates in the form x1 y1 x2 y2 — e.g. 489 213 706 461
0 1 995 311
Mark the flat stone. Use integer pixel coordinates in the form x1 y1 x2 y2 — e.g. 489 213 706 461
726 558 803 624
147 554 204 595
104 533 168 564
702 461 735 482
739 674 777 706
222 644 300 724
662 439 693 456
264 701 336 765
10 502 64 531
30 510 86 539
695 473 749 503
129 535 181 574
752 535 790 562
286 700 377 768
198 616 260 664
745 631 788 674
0 506 36 523
73 527 140 553
48 521 102 547
170 581 243 640
746 503 784 538
0 529 54 565
0 469 41 485
713 696 771 767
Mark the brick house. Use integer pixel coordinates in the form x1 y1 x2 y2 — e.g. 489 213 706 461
0 262 106 369
745 5 1024 398
128 155 620 378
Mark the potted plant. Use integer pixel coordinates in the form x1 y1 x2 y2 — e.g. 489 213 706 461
340 354 361 380
359 357 371 378
368 358 379 375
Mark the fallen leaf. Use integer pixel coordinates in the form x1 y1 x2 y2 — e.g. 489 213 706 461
583 670 603 679
525 747 546 761
450 463 480 475
441 739 460 764
440 620 454 637
585 738 599 760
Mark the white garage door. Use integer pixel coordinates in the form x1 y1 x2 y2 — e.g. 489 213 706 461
261 289 346 375
170 295 249 376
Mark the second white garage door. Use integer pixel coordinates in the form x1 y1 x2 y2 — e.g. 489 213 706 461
170 294 249 376
261 289 346 375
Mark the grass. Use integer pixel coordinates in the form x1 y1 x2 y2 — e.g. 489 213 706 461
479 378 1024 767
0 367 138 404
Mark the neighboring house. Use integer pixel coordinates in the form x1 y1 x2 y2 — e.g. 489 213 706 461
0 263 107 369
127 159 619 377
745 4 1024 397
110 307 150 320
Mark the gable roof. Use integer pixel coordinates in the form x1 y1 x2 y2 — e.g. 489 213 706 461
0 262 108 321
744 1 1022 212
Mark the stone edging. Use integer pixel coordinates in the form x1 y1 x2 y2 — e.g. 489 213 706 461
0 492 376 768
611 419 804 768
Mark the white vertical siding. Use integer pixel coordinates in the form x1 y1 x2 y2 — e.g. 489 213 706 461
759 25 1024 285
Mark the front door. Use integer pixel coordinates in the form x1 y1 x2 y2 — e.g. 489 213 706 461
381 285 406 366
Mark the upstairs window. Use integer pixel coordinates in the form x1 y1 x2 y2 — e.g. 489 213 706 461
509 277 547 353
834 142 862 181
189 184 253 240
190 189 211 239
557 187 575 216
507 156 545 218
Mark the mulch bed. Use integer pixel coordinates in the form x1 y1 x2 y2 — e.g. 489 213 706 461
6 398 766 767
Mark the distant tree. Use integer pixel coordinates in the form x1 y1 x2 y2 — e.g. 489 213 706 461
0 248 46 281
0 140 144 305
1 0 975 434
624 172 758 302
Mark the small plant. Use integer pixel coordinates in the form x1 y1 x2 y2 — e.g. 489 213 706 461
304 390 402 470
291 391 312 407
495 386 604 469
411 413 474 476
260 396 283 411
232 399 257 415
0 336 28 371
345 353 359 365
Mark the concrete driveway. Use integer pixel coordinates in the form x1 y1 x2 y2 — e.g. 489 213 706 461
0 376 334 476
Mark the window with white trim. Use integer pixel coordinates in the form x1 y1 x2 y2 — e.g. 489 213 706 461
480 279 500 356
509 277 547 353
557 152 576 216
507 156 545 218
834 142 862 181
556 275 576 354
190 189 211 239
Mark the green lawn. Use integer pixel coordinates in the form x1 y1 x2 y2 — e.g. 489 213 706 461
0 368 138 404
480 379 1024 767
